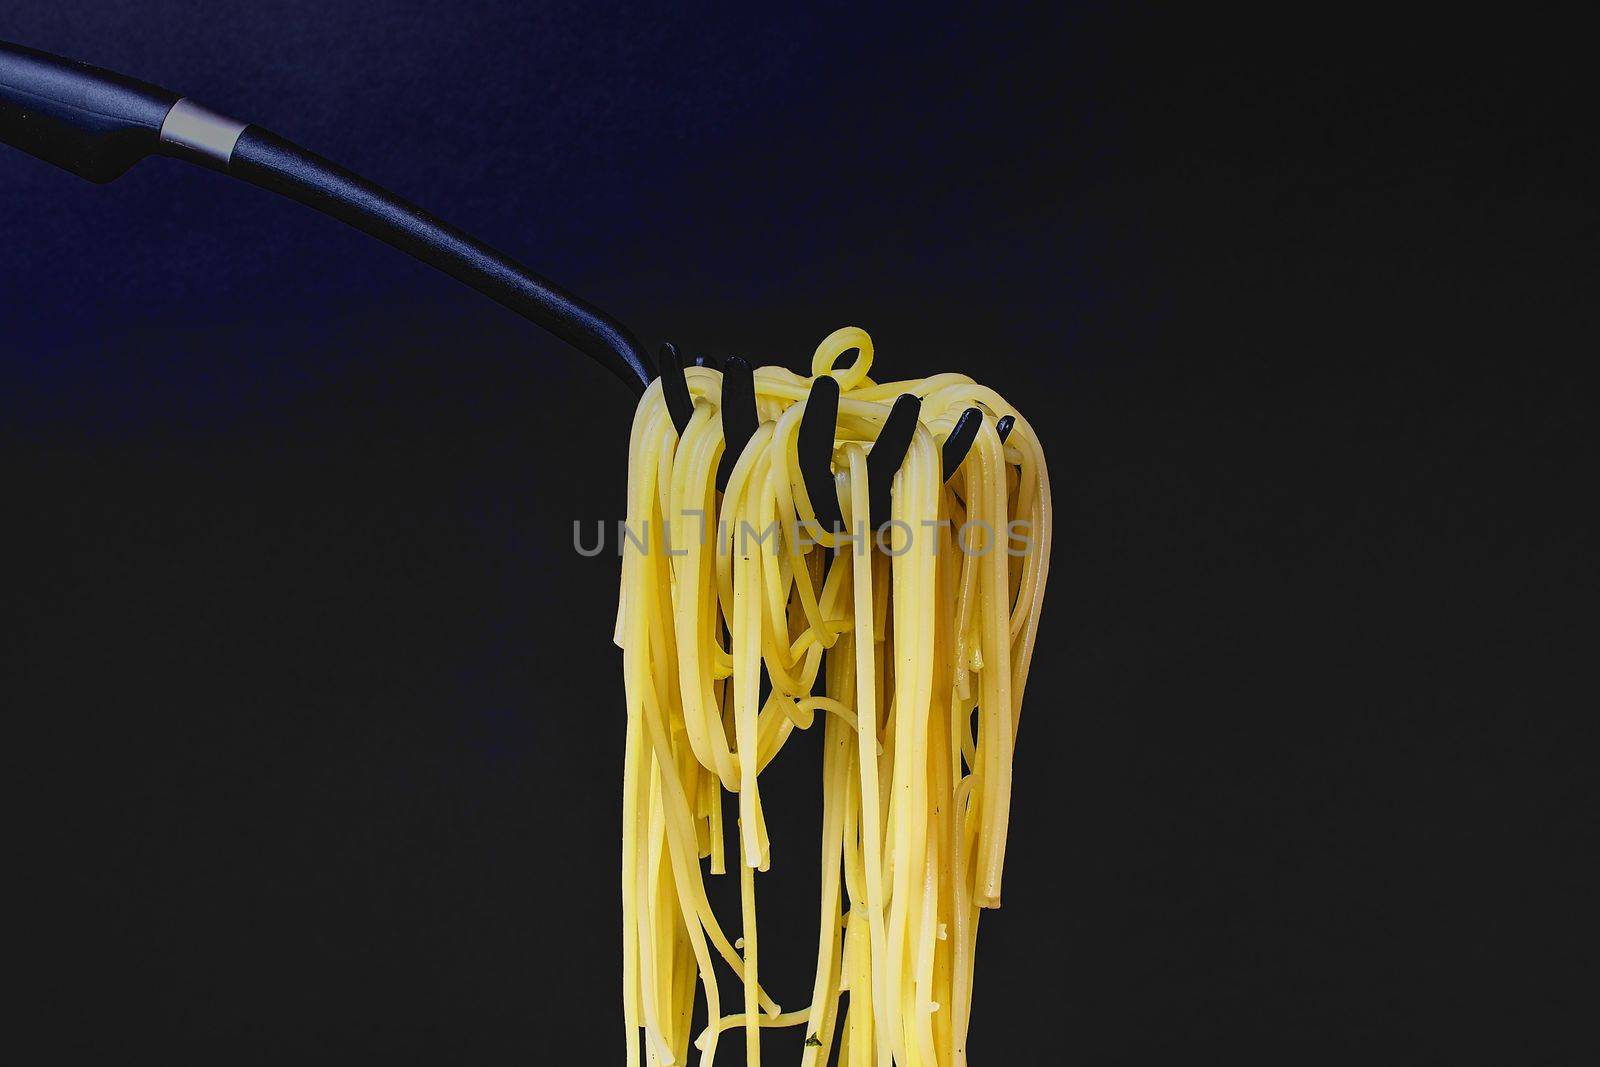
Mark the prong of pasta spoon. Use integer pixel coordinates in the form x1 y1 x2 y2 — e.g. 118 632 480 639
996 414 1015 443
941 407 983 481
717 356 760 491
866 393 922 527
797 375 845 534
659 342 695 435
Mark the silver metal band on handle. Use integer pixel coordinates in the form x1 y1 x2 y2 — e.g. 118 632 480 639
159 98 247 165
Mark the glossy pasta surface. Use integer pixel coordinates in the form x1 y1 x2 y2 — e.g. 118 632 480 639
616 328 1051 1066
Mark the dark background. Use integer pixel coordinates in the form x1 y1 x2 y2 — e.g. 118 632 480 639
4 3 1592 1063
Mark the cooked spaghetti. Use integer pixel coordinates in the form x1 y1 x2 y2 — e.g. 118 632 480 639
616 327 1051 1066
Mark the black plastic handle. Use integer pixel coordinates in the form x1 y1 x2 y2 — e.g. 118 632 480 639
0 39 654 392
228 126 654 390
0 40 178 182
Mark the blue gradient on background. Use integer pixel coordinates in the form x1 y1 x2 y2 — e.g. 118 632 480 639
2 2 1124 435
